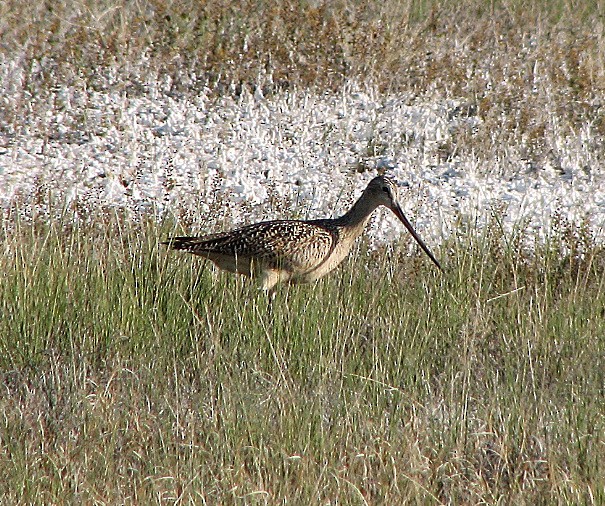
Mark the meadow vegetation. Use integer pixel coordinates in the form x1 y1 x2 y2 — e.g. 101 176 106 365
2 0 604 165
1 212 605 503
2 0 605 503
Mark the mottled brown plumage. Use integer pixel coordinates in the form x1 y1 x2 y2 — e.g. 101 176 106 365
164 176 442 291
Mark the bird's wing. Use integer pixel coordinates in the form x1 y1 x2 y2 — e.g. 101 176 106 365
165 220 338 271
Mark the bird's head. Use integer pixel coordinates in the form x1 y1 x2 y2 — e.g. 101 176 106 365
364 175 402 210
365 175 443 272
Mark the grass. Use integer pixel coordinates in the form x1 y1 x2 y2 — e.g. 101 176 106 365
2 0 604 167
1 214 604 504
2 0 605 502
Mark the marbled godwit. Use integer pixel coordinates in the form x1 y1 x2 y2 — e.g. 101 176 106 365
163 176 442 291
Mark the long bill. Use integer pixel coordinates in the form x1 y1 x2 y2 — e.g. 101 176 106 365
391 203 444 272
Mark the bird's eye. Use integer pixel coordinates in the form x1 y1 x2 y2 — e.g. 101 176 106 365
382 186 389 193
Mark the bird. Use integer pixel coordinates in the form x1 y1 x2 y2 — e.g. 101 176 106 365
163 175 443 292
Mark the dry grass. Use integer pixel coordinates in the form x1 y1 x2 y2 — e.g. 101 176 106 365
2 0 604 166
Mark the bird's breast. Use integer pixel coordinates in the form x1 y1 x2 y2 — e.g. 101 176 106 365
293 232 357 283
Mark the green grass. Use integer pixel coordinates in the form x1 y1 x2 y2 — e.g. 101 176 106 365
1 215 604 504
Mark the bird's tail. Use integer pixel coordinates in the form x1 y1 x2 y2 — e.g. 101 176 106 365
162 236 198 250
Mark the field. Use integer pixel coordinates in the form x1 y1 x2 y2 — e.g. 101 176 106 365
2 214 605 504
2 0 605 504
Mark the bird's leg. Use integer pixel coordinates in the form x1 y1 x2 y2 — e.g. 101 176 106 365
262 285 276 316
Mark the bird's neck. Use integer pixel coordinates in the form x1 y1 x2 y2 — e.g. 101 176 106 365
335 192 378 237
